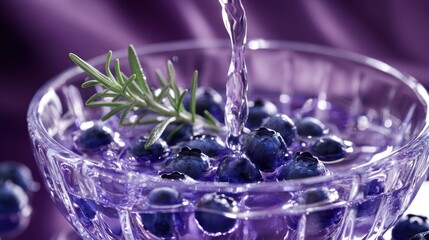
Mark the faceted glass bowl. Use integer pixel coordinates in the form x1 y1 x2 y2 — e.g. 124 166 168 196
28 39 429 239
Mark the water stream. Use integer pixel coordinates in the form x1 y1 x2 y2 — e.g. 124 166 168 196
219 0 249 151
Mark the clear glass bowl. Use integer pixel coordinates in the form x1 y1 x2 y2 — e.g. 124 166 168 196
27 39 429 239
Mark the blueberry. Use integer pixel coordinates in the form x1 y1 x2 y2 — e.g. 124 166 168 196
310 136 347 162
165 147 210 180
141 187 185 238
244 127 287 172
0 183 27 215
160 171 196 184
160 122 193 145
363 179 385 196
276 152 328 180
160 171 187 180
71 196 97 221
392 214 429 240
295 117 328 138
357 179 385 217
141 213 180 238
75 125 113 150
300 188 332 204
0 162 35 193
147 187 183 206
410 231 429 240
130 136 169 162
183 135 226 157
246 99 278 129
195 193 238 235
297 188 343 234
262 114 297 146
0 183 29 234
216 154 262 183
183 87 224 122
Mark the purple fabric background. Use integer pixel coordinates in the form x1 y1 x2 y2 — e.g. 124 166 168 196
1 1 429 239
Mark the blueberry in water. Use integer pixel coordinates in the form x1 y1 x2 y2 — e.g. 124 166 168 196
147 187 183 206
141 214 177 238
165 147 210 180
75 125 113 150
410 231 429 240
0 183 29 234
130 136 169 162
246 99 278 129
71 196 97 221
183 134 225 157
295 117 328 138
160 171 187 180
160 171 196 183
276 152 328 180
195 193 238 235
0 161 35 193
392 214 429 240
141 187 185 238
160 122 193 145
216 154 262 183
297 188 343 235
244 127 287 172
363 179 385 196
262 114 297 146
357 179 385 217
183 87 224 121
310 136 347 162
300 188 335 204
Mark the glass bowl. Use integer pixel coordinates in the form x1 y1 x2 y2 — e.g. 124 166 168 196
27 39 429 239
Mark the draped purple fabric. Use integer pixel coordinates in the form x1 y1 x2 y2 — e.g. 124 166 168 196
1 1 428 239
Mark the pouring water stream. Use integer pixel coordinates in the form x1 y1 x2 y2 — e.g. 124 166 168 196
219 0 249 151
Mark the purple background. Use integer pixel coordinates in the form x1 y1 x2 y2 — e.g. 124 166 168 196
1 1 429 239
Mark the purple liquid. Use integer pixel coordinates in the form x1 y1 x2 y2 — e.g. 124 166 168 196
51 85 405 240
52 83 403 238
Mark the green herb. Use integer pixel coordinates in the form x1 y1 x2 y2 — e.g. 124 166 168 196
69 45 220 148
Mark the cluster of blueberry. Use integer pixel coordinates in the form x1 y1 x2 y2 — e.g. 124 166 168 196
140 187 238 238
70 87 360 237
135 187 342 238
0 162 36 237
74 87 350 183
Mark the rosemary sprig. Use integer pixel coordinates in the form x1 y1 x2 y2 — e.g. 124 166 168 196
69 45 220 148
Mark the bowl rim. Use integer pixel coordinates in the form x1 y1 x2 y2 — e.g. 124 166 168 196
27 38 429 190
